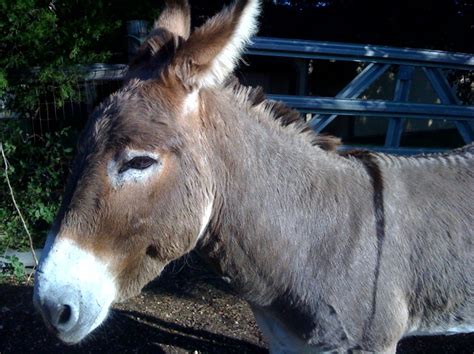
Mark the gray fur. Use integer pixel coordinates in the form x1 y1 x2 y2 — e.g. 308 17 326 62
195 87 474 353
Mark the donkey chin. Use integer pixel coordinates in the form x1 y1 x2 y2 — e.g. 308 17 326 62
33 235 117 344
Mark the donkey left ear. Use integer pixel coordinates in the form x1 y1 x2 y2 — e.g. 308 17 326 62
170 0 261 90
128 0 191 75
153 0 191 40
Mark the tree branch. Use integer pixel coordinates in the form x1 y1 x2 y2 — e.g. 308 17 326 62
0 142 38 267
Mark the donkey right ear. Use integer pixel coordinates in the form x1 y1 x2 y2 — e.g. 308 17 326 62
170 0 261 91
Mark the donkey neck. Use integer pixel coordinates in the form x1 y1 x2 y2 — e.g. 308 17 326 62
195 88 372 306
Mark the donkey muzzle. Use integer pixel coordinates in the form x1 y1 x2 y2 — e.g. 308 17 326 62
33 285 80 336
33 236 117 344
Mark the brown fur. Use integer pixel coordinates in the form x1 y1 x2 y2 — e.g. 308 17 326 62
174 1 246 66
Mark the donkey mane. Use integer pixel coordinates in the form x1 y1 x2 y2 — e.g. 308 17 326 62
412 142 474 159
225 77 341 151
358 141 474 169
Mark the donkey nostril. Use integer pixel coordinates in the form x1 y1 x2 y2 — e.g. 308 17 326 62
44 301 77 332
40 296 79 333
58 304 72 325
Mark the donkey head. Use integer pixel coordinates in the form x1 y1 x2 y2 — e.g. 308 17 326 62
33 0 260 344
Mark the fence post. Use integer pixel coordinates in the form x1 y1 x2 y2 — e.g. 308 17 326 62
127 20 149 62
384 65 414 148
293 59 309 95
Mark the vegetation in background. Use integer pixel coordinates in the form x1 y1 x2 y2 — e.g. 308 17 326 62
0 255 26 282
0 0 159 253
0 120 76 253
0 0 160 115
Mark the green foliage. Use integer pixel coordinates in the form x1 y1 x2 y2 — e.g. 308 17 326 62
0 255 26 282
0 0 160 115
0 120 77 252
1 1 161 252
1 0 116 113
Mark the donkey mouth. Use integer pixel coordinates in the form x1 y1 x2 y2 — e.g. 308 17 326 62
60 308 112 344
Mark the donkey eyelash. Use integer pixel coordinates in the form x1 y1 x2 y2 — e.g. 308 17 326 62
118 156 157 174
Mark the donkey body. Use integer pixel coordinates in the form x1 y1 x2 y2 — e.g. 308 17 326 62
193 85 474 353
34 0 473 352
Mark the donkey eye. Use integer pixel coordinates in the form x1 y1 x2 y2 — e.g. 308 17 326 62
119 156 157 173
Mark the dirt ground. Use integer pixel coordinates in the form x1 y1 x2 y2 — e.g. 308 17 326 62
1 255 473 354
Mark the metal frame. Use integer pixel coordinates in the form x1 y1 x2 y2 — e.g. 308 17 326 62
247 37 474 154
422 67 473 143
267 95 474 121
384 66 414 148
309 63 390 132
248 37 474 71
16 35 469 153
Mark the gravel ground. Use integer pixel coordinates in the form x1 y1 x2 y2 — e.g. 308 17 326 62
0 255 473 353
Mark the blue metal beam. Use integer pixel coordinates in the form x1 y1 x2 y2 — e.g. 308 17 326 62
385 66 415 148
422 67 473 143
268 95 474 121
309 63 390 131
247 37 474 71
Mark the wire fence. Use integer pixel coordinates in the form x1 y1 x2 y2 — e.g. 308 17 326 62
1 64 127 138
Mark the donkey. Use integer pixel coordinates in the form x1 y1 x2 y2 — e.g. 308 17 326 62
33 0 473 352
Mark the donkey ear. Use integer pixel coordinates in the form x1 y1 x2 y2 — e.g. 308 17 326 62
128 0 191 74
171 0 261 90
154 0 191 39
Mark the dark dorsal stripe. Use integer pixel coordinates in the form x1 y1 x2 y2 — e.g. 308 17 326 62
343 150 386 342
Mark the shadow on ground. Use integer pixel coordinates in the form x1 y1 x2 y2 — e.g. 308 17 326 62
0 282 264 353
0 255 473 353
